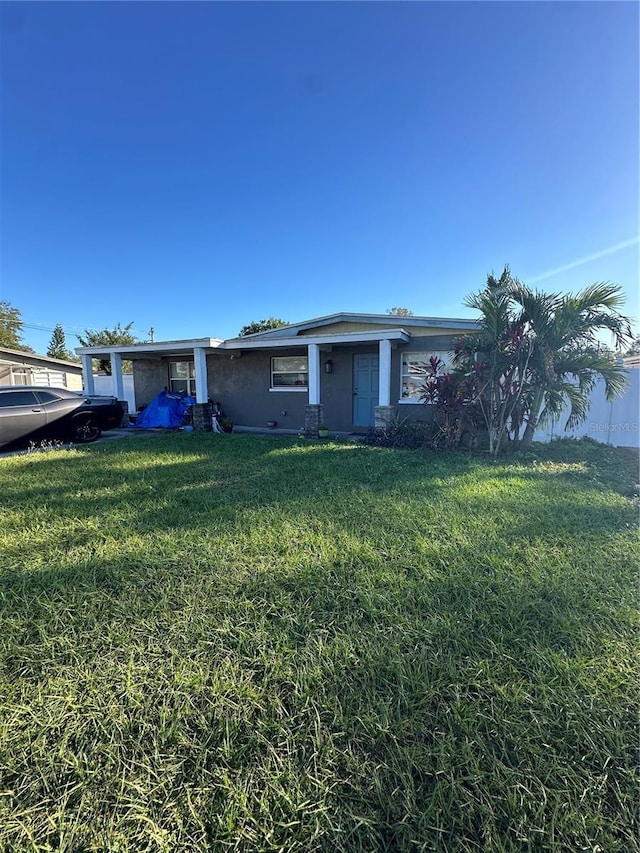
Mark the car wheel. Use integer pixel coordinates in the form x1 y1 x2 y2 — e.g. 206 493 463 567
72 417 102 443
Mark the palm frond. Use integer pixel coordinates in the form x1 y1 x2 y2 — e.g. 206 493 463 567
555 349 629 400
555 283 634 350
566 281 627 312
510 285 559 334
539 381 591 431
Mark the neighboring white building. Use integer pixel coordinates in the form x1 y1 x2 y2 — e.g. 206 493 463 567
0 347 83 391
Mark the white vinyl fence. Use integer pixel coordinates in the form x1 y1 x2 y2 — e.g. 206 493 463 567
536 367 639 449
92 374 136 412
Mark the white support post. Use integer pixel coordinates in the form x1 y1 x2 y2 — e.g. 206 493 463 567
379 339 392 407
193 347 208 404
81 354 95 395
308 344 320 405
110 352 124 401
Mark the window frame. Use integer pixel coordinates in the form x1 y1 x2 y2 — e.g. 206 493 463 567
168 360 196 397
34 390 64 404
399 350 454 404
10 366 32 386
270 355 308 392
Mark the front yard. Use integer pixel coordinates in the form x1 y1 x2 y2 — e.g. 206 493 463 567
1 435 638 851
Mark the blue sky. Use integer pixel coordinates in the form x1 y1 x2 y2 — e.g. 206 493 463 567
1 1 638 352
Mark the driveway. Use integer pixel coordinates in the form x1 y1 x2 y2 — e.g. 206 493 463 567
0 427 152 459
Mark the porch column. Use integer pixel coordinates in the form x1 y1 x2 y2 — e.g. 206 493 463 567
375 338 394 429
304 343 324 436
81 355 95 395
110 352 125 401
308 344 320 405
378 339 392 406
193 347 209 404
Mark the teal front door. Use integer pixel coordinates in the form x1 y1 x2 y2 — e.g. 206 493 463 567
353 354 379 426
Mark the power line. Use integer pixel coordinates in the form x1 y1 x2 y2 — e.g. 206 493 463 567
3 318 151 338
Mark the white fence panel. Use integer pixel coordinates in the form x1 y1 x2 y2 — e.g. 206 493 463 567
93 374 136 412
536 369 639 448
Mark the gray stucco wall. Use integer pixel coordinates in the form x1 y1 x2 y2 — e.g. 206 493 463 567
131 334 458 431
209 334 458 432
133 360 169 409
210 346 386 432
207 350 309 431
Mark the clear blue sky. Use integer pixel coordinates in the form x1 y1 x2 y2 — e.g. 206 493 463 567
1 1 638 353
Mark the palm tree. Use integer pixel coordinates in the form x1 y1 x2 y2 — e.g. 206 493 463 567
511 282 633 449
455 268 535 455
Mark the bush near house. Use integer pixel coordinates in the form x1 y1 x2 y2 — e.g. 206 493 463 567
0 434 638 851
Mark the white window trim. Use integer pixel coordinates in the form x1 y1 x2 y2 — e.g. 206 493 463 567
270 356 308 390
10 366 32 386
398 350 453 404
168 360 196 397
269 387 308 393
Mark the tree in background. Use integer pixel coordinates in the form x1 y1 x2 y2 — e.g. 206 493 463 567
46 324 75 361
77 322 138 374
387 307 414 316
238 318 288 337
624 335 640 356
0 301 33 352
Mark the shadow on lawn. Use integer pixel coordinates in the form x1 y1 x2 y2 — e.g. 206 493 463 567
1 437 637 851
234 571 637 851
2 436 636 653
2 538 636 851
1 435 637 601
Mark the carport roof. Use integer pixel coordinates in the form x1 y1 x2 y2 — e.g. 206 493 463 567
75 338 224 359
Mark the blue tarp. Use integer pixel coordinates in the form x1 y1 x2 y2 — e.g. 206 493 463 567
132 390 196 429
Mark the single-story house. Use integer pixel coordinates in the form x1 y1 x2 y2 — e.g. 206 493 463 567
76 312 478 434
0 347 83 391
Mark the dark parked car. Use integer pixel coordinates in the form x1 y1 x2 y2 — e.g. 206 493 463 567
0 386 124 449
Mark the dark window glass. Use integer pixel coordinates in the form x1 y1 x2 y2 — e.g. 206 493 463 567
34 391 62 404
0 390 39 407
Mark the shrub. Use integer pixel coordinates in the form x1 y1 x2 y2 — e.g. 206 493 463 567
361 415 435 449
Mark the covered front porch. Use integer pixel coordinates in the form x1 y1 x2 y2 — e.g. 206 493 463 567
77 338 222 429
224 329 410 435
76 328 410 436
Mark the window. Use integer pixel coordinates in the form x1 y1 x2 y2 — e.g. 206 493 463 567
400 351 453 402
0 390 39 407
169 361 196 396
271 356 308 389
10 367 31 385
35 391 63 404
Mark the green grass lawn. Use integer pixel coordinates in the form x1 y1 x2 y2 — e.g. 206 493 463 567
1 434 638 852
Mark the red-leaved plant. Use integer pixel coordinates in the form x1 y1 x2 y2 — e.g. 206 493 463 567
419 356 479 449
